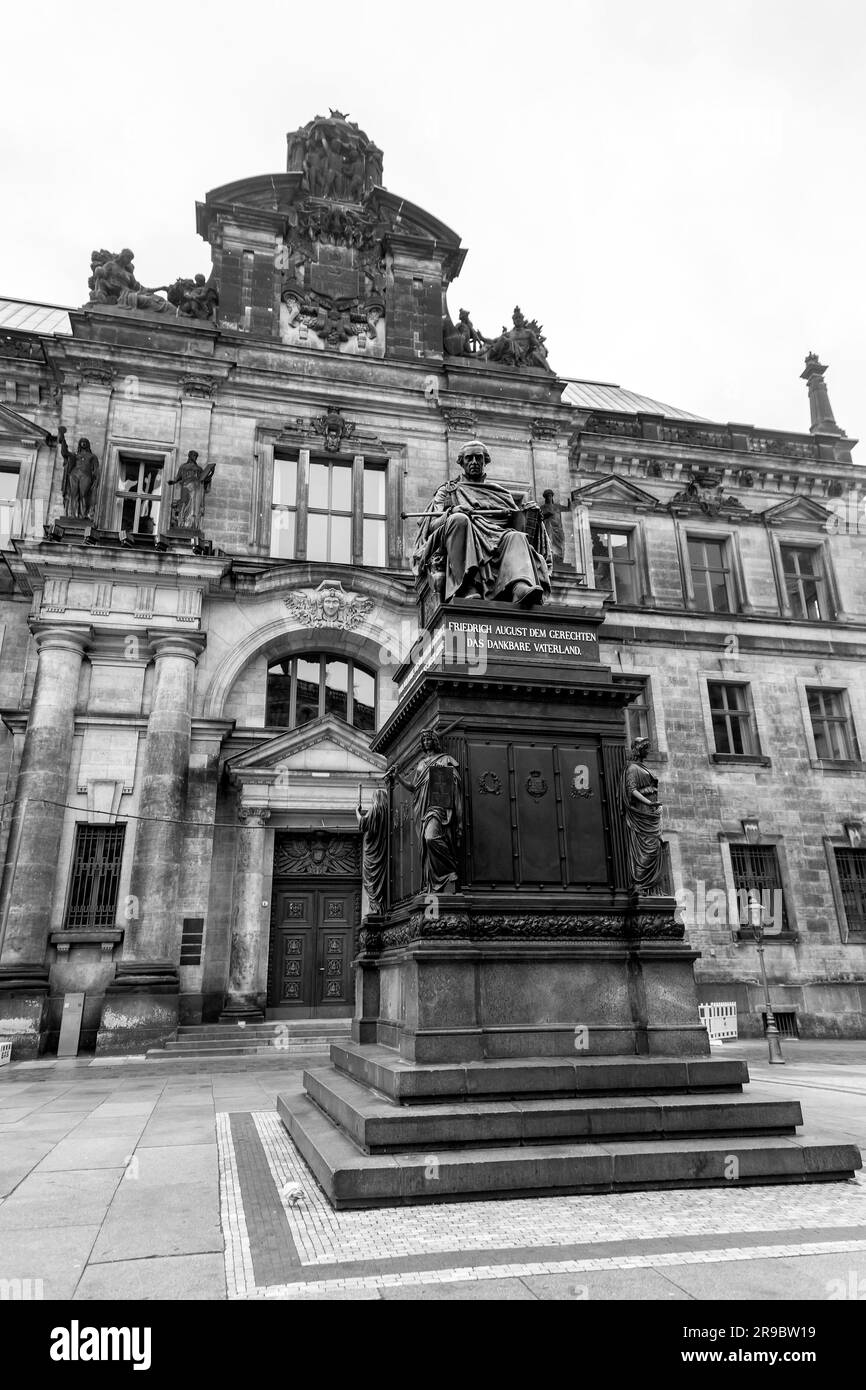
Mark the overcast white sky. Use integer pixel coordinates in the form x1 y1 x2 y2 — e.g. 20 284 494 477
2 0 863 435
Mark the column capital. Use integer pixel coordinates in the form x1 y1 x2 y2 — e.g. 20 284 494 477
28 621 92 656
146 629 207 664
238 806 271 827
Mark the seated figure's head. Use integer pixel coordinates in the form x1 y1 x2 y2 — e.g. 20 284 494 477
457 439 490 482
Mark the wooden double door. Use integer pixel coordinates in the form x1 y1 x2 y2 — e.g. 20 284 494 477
267 880 357 1017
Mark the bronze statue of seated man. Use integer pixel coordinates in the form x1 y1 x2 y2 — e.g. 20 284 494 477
411 440 552 607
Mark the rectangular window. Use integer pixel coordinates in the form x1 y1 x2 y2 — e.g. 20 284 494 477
624 677 651 746
708 682 759 756
116 455 163 536
270 456 298 560
0 465 19 548
729 844 789 931
64 824 126 929
807 688 859 761
781 545 827 620
590 528 637 603
270 453 389 566
362 464 387 567
835 849 866 935
688 537 734 613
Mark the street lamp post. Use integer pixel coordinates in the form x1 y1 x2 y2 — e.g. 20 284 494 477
748 895 785 1065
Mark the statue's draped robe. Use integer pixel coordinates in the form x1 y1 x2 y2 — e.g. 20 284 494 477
411 477 552 602
412 752 462 892
358 795 389 912
620 759 664 893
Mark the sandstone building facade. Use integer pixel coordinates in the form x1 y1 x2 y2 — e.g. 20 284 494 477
0 115 863 1055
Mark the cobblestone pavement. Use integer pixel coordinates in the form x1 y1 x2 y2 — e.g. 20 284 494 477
2 1041 866 1300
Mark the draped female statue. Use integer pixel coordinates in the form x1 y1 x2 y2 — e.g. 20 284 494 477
357 787 389 913
620 737 665 893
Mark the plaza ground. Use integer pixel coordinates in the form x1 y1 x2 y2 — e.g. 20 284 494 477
1 1041 865 1301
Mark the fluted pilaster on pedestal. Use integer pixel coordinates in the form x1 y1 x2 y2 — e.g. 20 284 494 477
221 807 272 1022
123 630 206 965
0 623 91 965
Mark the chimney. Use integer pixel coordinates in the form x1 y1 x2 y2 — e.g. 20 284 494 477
800 353 844 436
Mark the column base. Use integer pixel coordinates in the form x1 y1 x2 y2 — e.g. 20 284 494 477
0 965 50 1059
96 961 179 1055
219 995 265 1024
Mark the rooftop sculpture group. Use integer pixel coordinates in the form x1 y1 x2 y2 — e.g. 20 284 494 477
86 249 218 322
443 306 553 372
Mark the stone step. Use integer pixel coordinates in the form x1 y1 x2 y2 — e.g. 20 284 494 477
303 1066 803 1153
329 1041 749 1103
155 1043 333 1058
279 1088 862 1209
177 1022 351 1038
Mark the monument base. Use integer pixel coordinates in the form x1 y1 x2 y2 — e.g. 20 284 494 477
278 1040 861 1208
276 597 861 1204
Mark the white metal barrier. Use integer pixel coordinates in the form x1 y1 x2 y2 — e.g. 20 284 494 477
699 1002 738 1041
0 1039 12 1067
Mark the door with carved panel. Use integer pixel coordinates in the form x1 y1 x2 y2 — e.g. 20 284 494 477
268 883 356 1017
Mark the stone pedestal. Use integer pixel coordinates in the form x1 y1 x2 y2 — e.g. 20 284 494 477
97 962 179 1055
278 599 862 1205
0 965 50 1060
220 807 271 1022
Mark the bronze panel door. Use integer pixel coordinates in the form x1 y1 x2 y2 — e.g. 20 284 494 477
467 741 514 884
559 746 609 885
269 884 356 1016
513 746 562 883
270 888 317 1015
315 888 355 1013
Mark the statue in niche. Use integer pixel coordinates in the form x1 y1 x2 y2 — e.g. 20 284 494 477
166 450 215 531
357 787 389 913
482 306 552 371
411 439 552 608
541 490 565 561
58 427 99 518
87 249 171 313
392 731 462 893
167 274 219 323
443 308 488 357
620 738 665 894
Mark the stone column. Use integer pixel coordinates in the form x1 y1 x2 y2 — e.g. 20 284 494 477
96 631 205 1053
0 623 90 1057
221 807 271 1022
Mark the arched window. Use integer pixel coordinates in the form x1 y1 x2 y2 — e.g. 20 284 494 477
265 653 376 733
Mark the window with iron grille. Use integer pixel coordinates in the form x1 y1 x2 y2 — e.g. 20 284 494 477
624 677 652 747
729 843 789 931
590 528 638 603
707 681 759 755
835 849 866 935
807 688 859 761
687 536 735 613
64 824 126 929
780 545 828 620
